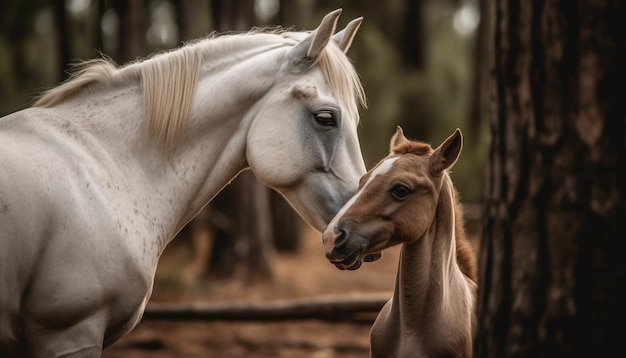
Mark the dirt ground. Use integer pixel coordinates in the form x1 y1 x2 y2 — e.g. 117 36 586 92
102 225 479 358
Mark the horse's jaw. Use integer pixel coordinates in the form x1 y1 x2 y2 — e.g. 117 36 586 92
278 183 350 232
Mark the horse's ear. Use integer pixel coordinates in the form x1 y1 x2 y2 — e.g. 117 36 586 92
332 16 363 53
287 9 342 69
430 128 463 174
390 126 410 153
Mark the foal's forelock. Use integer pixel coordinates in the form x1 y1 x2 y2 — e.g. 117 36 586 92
329 156 399 226
33 30 366 149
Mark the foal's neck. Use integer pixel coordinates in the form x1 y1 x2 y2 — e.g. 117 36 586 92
393 178 474 356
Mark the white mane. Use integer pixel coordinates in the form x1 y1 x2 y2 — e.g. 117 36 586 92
34 30 366 149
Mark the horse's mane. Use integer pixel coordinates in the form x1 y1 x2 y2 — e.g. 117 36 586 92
34 29 366 149
392 139 478 283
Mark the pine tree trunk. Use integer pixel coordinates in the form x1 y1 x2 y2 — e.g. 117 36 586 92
476 0 626 356
53 0 70 81
113 0 145 63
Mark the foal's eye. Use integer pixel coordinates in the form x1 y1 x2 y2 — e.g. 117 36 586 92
390 184 411 200
315 111 336 126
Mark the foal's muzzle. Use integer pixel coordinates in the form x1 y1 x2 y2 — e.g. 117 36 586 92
322 226 381 270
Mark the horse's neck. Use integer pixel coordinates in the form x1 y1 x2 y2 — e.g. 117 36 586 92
174 44 287 224
52 44 286 251
386 178 473 355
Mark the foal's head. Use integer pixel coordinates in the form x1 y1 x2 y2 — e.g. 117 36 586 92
322 127 463 270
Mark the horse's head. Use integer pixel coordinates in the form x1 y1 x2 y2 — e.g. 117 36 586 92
246 9 367 231
322 127 463 270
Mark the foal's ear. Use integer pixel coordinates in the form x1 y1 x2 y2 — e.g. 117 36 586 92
430 128 463 174
332 16 363 53
390 126 410 153
287 8 342 69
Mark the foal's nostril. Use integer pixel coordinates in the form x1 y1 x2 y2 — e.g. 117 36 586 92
334 227 347 246
323 226 350 258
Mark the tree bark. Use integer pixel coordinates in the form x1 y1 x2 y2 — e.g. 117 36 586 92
211 0 255 31
231 171 275 280
476 0 626 357
113 0 145 63
467 0 491 141
173 0 192 42
270 191 304 252
403 0 425 70
53 0 71 81
278 0 301 28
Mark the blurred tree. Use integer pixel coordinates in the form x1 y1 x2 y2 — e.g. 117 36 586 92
277 0 301 27
53 0 70 80
468 0 489 142
0 0 47 114
112 0 145 63
205 171 275 281
476 0 626 356
96 0 106 51
396 0 430 144
173 0 193 41
210 0 255 30
403 0 425 69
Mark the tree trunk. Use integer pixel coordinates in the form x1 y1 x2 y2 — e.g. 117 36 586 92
173 0 192 42
278 0 301 27
270 191 304 252
53 0 71 81
397 0 431 141
403 0 425 70
476 0 626 357
113 0 145 63
211 0 255 31
95 0 106 53
230 171 275 280
467 0 491 141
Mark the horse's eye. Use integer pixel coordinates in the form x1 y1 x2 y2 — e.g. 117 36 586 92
390 184 411 200
315 112 336 126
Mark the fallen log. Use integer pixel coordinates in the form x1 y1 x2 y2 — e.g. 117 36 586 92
143 293 391 322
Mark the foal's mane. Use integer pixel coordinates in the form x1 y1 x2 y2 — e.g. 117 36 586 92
34 29 366 149
392 140 478 283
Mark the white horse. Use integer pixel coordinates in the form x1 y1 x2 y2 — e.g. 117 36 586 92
323 128 477 357
0 9 367 357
